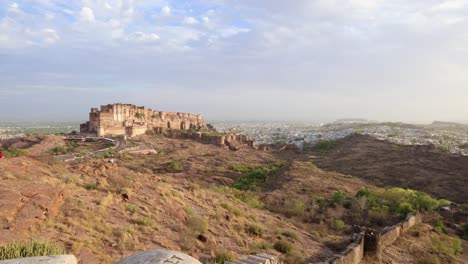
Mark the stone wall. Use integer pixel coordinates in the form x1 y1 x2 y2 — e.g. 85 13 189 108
162 130 257 150
318 213 422 264
318 234 364 264
378 213 421 249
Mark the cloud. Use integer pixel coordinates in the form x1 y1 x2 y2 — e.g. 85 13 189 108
1 0 468 122
183 17 199 25
161 5 171 16
8 2 20 13
128 31 160 43
80 7 95 22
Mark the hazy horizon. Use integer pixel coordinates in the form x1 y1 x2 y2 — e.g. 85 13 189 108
1 1 468 123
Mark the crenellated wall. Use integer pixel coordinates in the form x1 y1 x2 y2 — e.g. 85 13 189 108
318 213 422 264
80 103 208 137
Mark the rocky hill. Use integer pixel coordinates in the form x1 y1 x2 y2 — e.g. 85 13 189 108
0 134 466 263
309 134 468 203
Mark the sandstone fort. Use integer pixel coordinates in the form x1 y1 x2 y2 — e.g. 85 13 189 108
80 103 208 137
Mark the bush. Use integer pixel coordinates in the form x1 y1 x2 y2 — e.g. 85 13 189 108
186 209 208 234
246 223 264 237
166 161 183 172
432 237 462 256
0 241 65 260
212 187 264 208
434 219 447 234
282 199 306 217
273 240 294 254
281 231 298 240
312 140 338 153
458 222 468 240
131 217 153 227
3 149 29 158
330 191 347 205
334 219 346 231
233 162 285 190
126 204 139 213
220 203 243 217
211 251 234 264
85 183 97 191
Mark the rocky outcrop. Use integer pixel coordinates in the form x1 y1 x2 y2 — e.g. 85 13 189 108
226 253 280 264
0 255 77 264
115 250 202 264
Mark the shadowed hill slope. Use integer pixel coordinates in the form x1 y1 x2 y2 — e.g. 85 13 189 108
309 134 468 203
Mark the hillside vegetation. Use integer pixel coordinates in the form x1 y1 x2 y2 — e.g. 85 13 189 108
0 134 466 263
308 134 468 203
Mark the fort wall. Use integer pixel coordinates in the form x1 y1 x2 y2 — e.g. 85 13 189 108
318 212 422 264
80 103 208 137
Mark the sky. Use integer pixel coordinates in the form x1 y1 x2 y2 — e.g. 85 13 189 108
0 0 468 123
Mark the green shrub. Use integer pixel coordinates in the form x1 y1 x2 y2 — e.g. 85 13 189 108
167 161 183 172
281 231 298 240
334 219 346 231
84 183 97 191
3 149 29 158
459 222 468 240
220 203 243 217
312 140 338 153
211 251 234 264
452 237 462 255
330 191 347 205
432 237 462 256
246 223 264 237
274 240 294 254
131 217 153 227
434 219 447 234
211 187 264 208
233 162 285 190
126 204 139 213
397 202 415 216
282 199 306 217
186 209 208 234
0 240 65 260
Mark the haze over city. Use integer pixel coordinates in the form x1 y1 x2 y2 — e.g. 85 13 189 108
1 0 468 122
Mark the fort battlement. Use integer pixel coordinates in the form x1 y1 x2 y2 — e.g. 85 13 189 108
80 103 207 137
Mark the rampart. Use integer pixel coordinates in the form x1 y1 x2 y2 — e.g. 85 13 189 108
318 212 422 264
163 130 257 150
80 103 207 137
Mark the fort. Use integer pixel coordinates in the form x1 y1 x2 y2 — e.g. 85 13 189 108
80 103 208 137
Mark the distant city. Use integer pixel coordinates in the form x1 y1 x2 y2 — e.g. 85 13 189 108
2 120 468 155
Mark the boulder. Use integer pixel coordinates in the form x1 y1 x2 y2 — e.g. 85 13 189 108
0 255 77 264
116 250 202 264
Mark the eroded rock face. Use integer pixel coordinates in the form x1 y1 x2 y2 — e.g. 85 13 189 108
0 181 64 242
116 250 202 264
0 255 77 264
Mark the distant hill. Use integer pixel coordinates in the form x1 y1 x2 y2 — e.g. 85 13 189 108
309 134 468 203
431 121 463 126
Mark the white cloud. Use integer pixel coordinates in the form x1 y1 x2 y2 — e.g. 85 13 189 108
183 17 198 25
219 27 250 38
433 0 467 10
80 7 95 22
42 28 60 44
161 5 171 16
45 13 55 21
128 32 160 43
8 2 20 13
62 9 74 15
